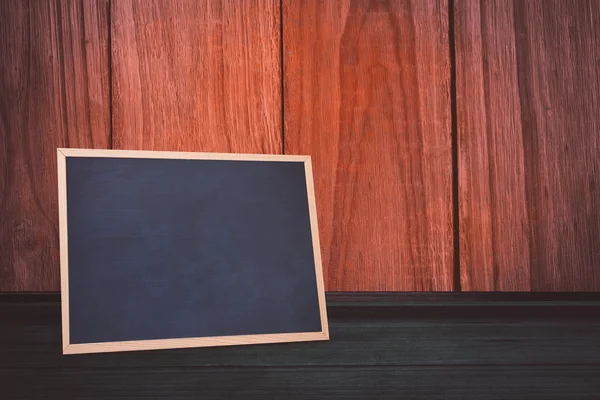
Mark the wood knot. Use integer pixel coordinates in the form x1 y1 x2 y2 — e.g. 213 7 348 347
12 219 46 258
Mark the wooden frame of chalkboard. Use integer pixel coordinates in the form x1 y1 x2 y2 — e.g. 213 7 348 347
57 149 328 354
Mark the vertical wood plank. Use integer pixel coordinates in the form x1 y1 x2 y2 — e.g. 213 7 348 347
284 0 453 291
0 0 110 291
456 0 600 291
111 0 281 153
455 0 530 291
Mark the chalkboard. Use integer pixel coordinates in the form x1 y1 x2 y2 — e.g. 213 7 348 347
57 149 328 354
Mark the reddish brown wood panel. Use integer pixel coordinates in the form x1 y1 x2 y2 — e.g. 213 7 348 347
284 1 453 291
456 0 600 291
0 1 110 291
111 0 281 153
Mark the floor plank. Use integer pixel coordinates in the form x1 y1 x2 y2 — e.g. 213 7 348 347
283 0 453 291
3 294 600 368
4 365 600 400
2 295 600 399
111 0 282 153
0 0 110 291
456 0 600 291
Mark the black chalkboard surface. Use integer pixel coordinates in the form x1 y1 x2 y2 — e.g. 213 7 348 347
57 149 328 354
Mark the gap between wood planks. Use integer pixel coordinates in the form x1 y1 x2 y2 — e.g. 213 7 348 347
448 0 461 292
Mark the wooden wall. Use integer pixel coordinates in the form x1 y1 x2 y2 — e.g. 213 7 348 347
0 0 110 291
456 0 600 291
283 1 453 291
1 0 599 292
111 0 282 153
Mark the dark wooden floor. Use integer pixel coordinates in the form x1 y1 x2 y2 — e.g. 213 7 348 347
2 293 600 399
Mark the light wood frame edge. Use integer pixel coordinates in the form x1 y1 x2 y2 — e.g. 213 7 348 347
63 331 328 355
57 148 309 162
57 149 329 354
57 149 70 352
304 157 329 339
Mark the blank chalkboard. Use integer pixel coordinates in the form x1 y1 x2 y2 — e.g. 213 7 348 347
57 149 328 354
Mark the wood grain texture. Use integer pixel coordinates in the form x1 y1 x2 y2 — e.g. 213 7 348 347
0 0 110 291
3 294 600 399
111 0 282 153
456 0 600 291
3 295 600 368
283 0 453 291
4 366 600 400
